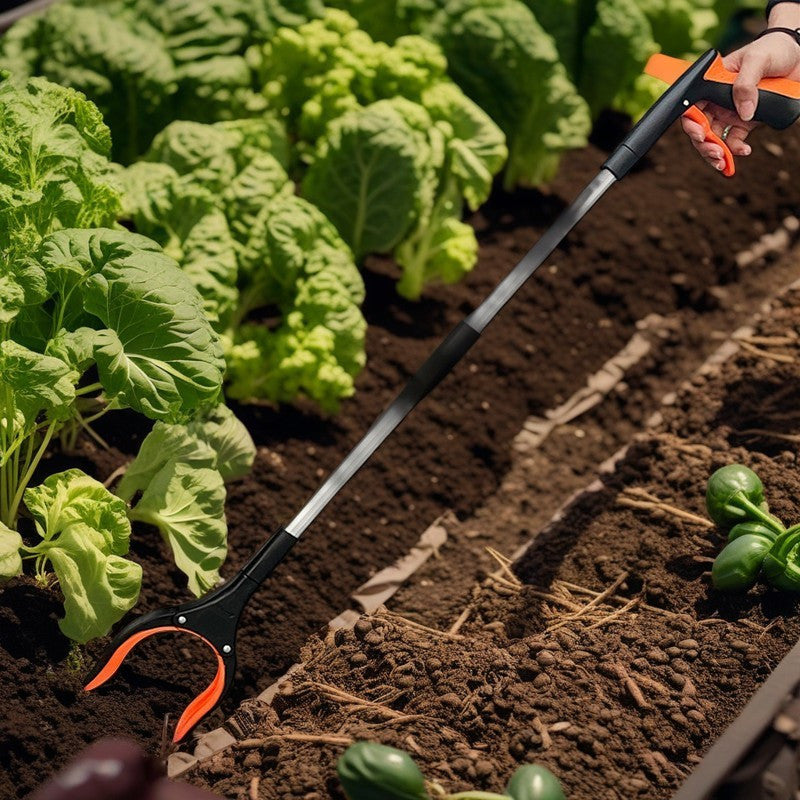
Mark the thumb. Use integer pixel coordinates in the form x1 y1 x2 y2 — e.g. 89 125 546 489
733 50 768 121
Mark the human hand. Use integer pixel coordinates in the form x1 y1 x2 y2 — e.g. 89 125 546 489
682 9 800 171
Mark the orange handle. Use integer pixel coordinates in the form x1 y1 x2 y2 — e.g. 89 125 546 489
682 105 735 177
648 52 800 100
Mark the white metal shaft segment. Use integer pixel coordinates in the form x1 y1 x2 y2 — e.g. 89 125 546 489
285 168 618 539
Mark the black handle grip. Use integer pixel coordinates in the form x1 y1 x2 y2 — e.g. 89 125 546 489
701 79 800 129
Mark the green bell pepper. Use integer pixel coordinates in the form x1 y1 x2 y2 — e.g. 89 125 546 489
337 742 430 800
505 765 566 800
705 465 783 533
712 530 774 590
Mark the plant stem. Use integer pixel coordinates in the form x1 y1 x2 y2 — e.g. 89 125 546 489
736 496 785 534
7 421 56 524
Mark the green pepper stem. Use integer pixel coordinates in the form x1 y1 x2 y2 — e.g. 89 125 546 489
768 523 800 560
733 495 785 534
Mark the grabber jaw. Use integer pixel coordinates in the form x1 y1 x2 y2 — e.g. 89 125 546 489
83 571 259 743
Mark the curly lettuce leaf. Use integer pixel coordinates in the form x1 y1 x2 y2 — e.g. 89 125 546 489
0 75 121 258
580 0 657 118
22 468 140 643
129 461 227 597
45 328 97 384
229 196 366 410
0 342 75 427
25 469 131 555
33 228 225 421
324 0 436 41
174 56 265 124
425 0 590 188
121 168 240 328
116 422 217 503
47 524 142 643
302 102 426 259
396 209 477 300
223 153 293 243
0 4 178 163
0 523 23 582
186 404 256 482
146 121 239 194
421 82 506 210
117 404 253 500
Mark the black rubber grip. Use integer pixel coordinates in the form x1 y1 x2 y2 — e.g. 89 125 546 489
701 80 800 129
242 526 297 585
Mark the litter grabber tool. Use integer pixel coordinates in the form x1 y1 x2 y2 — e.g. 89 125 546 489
84 48 800 744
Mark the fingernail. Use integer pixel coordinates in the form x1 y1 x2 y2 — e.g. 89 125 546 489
741 101 755 121
693 134 704 142
716 162 724 171
744 144 751 155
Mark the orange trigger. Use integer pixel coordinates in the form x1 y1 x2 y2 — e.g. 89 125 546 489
682 105 735 177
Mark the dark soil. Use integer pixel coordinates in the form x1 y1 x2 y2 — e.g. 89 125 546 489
186 280 800 799
3 122 800 798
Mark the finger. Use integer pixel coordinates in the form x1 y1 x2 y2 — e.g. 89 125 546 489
733 51 768 121
695 141 726 162
725 126 752 156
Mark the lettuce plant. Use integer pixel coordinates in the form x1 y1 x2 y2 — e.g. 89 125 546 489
121 116 367 411
0 75 252 642
0 0 324 161
252 10 507 296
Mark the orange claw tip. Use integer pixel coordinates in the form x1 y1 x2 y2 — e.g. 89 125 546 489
172 651 227 743
84 626 182 692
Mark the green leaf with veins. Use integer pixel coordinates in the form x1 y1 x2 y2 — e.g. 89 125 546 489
46 524 142 644
24 469 132 555
130 461 227 596
186 404 256 482
0 341 75 426
421 82 507 210
33 228 225 422
0 523 23 581
116 422 217 503
0 276 25 325
45 328 97 383
302 101 426 259
0 75 121 255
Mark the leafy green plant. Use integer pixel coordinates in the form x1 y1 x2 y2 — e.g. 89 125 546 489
2 470 142 644
0 0 323 161
337 742 566 800
121 117 367 411
0 75 252 641
251 9 507 297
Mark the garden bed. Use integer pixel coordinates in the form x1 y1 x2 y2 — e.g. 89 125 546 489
2 122 800 797
184 267 800 798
